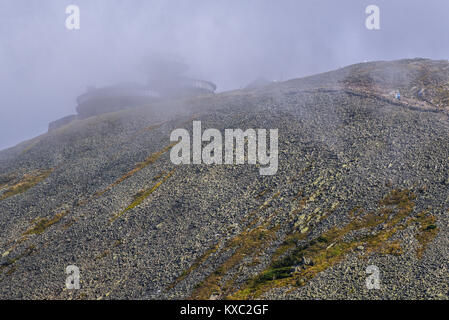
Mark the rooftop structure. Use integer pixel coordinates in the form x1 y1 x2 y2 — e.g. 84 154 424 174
49 58 217 131
75 59 216 119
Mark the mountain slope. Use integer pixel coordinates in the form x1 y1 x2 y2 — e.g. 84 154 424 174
1 58 449 299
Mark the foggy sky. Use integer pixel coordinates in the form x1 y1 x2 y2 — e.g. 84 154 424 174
0 0 448 150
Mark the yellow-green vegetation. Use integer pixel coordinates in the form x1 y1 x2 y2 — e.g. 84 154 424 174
0 175 14 190
229 189 437 299
152 170 167 182
413 211 438 258
1 237 27 259
186 187 299 299
0 245 35 275
95 249 110 260
0 169 53 201
132 189 146 201
110 169 175 222
241 191 280 227
166 243 221 291
96 142 177 197
190 224 279 300
269 229 309 263
255 188 271 199
23 210 68 236
180 186 437 300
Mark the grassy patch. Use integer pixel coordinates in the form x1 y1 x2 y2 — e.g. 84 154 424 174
0 174 15 188
166 243 220 291
413 211 438 258
0 169 53 201
23 210 68 236
0 245 36 275
96 142 177 197
190 224 279 300
110 169 175 222
230 189 418 299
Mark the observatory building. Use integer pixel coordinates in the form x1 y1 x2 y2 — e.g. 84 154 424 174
48 59 216 131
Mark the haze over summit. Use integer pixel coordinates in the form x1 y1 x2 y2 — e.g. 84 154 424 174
1 0 448 150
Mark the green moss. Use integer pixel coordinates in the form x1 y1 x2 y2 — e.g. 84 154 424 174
190 224 280 300
253 267 292 285
230 189 419 299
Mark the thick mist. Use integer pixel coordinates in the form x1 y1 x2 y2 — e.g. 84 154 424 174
0 0 448 150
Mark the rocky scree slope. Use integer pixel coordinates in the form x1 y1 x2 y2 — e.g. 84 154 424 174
1 58 449 299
